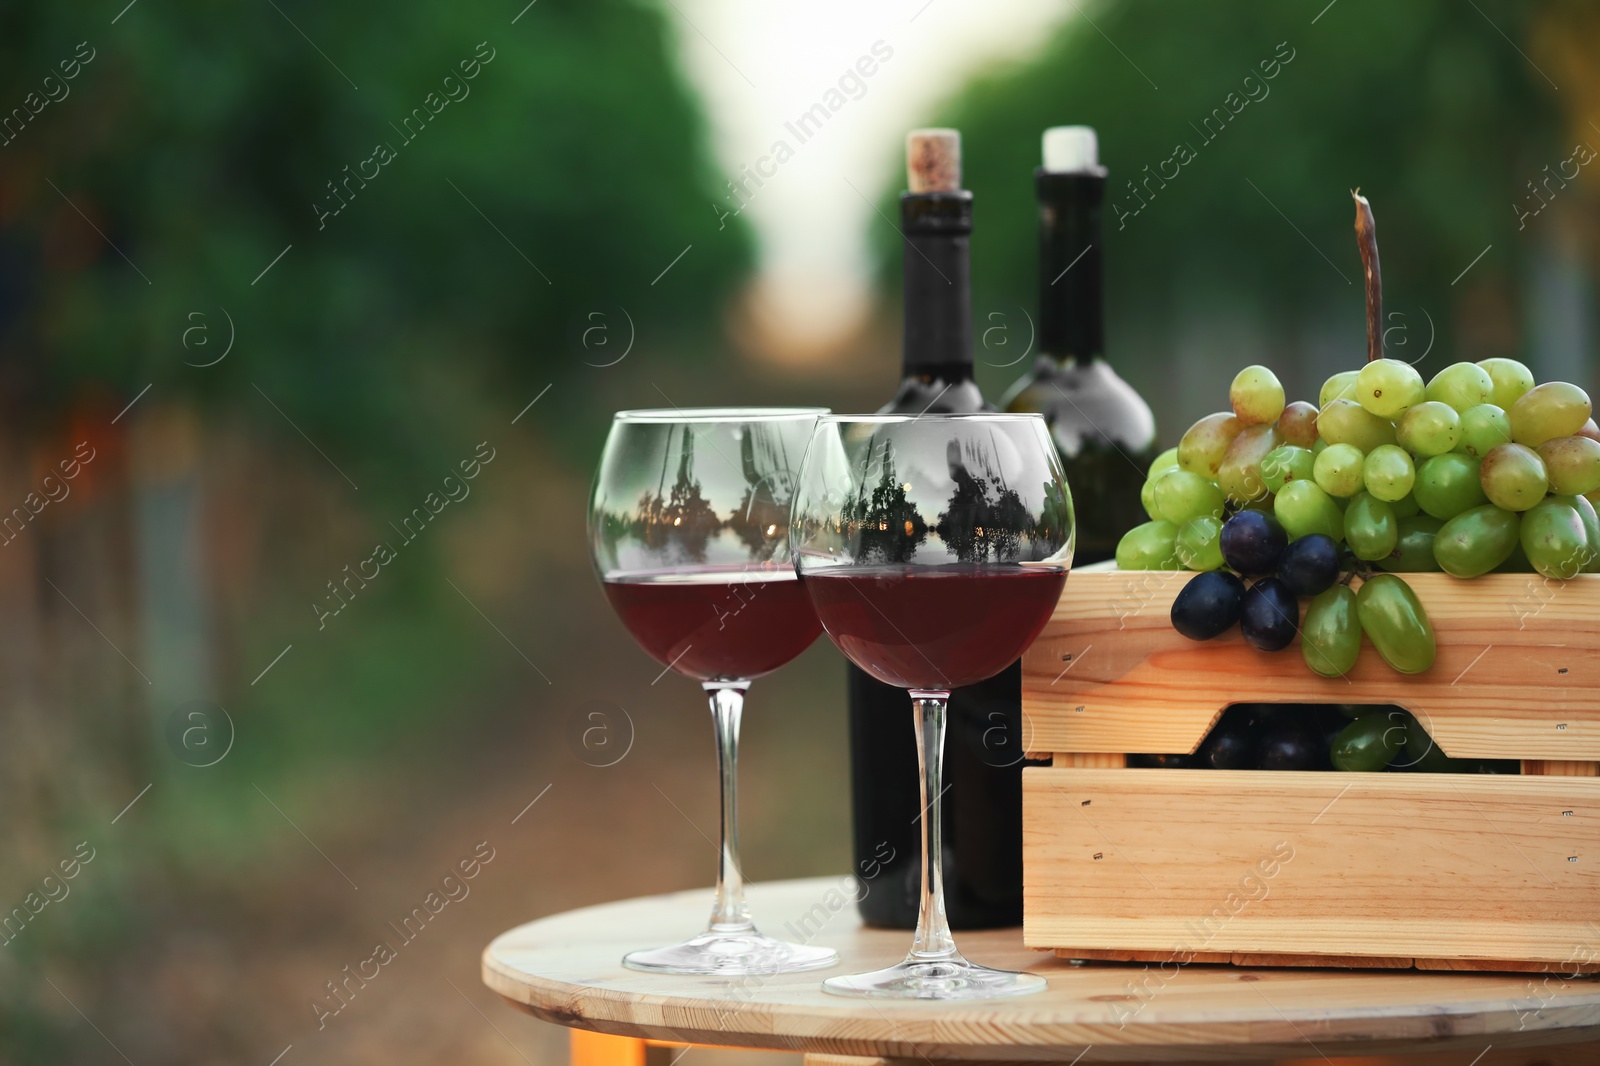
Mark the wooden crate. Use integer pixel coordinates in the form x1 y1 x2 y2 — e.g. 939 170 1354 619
1021 563 1600 972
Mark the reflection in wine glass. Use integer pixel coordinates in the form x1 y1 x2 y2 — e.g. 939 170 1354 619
590 407 838 975
792 413 1073 999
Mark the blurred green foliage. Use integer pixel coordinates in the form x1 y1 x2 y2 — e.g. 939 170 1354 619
890 0 1574 409
0 6 751 1059
1 0 751 492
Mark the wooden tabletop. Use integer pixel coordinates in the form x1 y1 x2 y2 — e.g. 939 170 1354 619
482 878 1600 1063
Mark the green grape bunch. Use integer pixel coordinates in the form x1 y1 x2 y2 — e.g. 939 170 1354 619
1115 193 1597 775
1123 357 1600 685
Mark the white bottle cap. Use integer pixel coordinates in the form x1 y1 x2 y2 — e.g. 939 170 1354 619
1042 126 1099 174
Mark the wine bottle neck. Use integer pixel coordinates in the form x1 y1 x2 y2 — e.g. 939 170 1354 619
901 190 974 378
1037 170 1104 363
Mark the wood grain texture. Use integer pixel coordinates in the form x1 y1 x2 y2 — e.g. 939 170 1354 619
1524 761 1600 777
1024 769 1600 967
1052 753 1129 769
802 1046 1600 1066
483 879 1600 1063
1052 947 1232 965
1023 570 1600 760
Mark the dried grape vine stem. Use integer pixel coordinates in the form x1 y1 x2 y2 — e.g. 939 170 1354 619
1352 188 1382 364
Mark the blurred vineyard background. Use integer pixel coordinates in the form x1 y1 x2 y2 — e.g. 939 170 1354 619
0 1 1594 1063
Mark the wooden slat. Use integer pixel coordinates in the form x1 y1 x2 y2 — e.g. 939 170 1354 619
1277 1043 1600 1066
1024 768 1600 965
1024 570 1600 760
1054 946 1232 964
1524 760 1600 777
1051 752 1128 768
1231 952 1413 970
1415 957 1600 974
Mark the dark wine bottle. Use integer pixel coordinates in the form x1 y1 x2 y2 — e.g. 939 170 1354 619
849 129 1028 930
1002 126 1157 563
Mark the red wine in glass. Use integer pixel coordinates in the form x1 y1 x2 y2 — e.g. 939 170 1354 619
590 406 836 977
791 408 1074 999
803 565 1066 690
603 568 822 682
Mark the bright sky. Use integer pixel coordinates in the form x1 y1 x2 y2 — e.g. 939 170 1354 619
667 0 1073 361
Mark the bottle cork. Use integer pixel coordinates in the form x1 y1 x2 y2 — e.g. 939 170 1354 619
906 128 961 193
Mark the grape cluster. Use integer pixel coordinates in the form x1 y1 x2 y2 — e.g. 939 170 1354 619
1130 703 1518 774
1118 359 1600 676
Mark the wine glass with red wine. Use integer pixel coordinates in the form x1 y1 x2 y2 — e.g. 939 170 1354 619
590 407 838 975
791 413 1073 999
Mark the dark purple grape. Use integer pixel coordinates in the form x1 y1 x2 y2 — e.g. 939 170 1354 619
1257 727 1325 770
1239 578 1298 651
1220 510 1287 575
1198 724 1254 769
1170 571 1245 641
1277 534 1341 597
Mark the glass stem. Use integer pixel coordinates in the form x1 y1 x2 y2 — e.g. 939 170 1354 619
908 689 958 961
704 680 754 933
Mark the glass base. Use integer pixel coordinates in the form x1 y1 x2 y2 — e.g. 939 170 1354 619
821 954 1046 1000
623 929 839 976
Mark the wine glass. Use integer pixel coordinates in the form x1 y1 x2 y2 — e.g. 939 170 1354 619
590 407 838 975
790 413 1073 999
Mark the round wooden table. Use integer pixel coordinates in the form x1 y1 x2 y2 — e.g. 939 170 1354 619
483 877 1600 1065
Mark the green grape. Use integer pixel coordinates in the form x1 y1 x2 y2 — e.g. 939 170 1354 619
1345 493 1398 561
1275 480 1345 542
1456 403 1511 459
1572 495 1600 574
1215 424 1280 504
1510 382 1593 447
1261 445 1315 493
1433 504 1520 578
1356 574 1436 674
1478 357 1536 411
1389 492 1421 519
1147 446 1180 480
1317 398 1398 452
1363 444 1415 502
1425 361 1495 413
1356 358 1425 419
1140 477 1160 520
1382 514 1443 572
1312 438 1328 455
1116 520 1180 570
1493 540 1534 573
1302 585 1360 678
1414 453 1488 519
1175 515 1225 571
1521 496 1591 579
1313 443 1366 497
1177 412 1244 477
1548 495 1600 574
1538 435 1600 496
1319 370 1360 407
1231 364 1286 425
1478 443 1548 512
1395 401 1461 457
1276 401 1320 449
1151 468 1226 524
1332 711 1405 771
1399 712 1455 773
